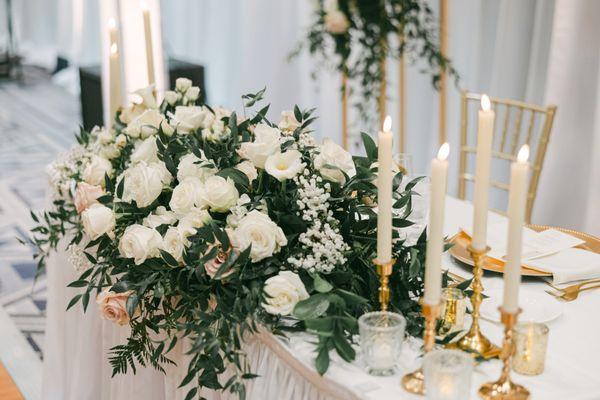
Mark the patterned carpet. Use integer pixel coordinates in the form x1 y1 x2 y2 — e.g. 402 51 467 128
0 68 79 358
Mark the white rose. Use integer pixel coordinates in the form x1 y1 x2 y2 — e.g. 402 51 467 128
81 203 116 240
238 123 281 168
121 161 172 208
325 10 349 34
185 86 200 102
83 155 113 186
99 144 120 160
161 226 186 263
125 109 165 138
115 134 128 149
169 177 203 215
119 103 145 125
131 136 159 164
94 126 113 145
118 224 163 265
230 210 287 262
262 271 309 316
142 206 178 229
198 175 239 213
170 106 207 134
164 90 178 106
313 139 356 184
235 160 258 183
134 85 158 109
278 111 301 133
265 150 305 181
177 152 216 182
179 207 212 232
160 120 175 137
175 77 193 92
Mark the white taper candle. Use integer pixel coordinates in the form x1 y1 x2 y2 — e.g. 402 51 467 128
377 116 394 263
503 145 530 313
424 143 450 305
472 94 495 250
142 1 155 86
107 18 122 121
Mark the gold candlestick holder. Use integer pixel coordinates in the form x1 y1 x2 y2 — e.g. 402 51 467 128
401 301 441 395
479 308 530 399
373 258 395 311
448 245 500 358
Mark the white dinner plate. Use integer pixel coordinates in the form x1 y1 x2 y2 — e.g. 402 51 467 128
480 287 564 323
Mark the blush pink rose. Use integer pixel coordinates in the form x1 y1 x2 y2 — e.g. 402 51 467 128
204 244 234 279
96 289 133 326
74 182 105 213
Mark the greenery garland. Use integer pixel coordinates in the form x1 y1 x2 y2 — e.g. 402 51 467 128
25 79 453 399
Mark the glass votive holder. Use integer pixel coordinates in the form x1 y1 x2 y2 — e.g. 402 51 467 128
358 311 406 376
423 349 473 400
439 288 466 335
512 322 549 376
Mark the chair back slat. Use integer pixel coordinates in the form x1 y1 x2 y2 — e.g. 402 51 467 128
458 91 557 223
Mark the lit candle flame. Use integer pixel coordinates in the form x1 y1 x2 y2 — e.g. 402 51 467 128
437 142 450 161
141 0 149 11
481 94 491 111
108 17 116 29
383 115 392 133
517 144 530 163
110 43 118 54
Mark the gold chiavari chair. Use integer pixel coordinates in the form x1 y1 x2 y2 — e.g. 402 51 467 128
458 91 557 223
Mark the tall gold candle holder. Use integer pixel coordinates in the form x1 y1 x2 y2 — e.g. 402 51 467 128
373 259 395 311
479 308 530 399
401 301 441 395
448 245 500 358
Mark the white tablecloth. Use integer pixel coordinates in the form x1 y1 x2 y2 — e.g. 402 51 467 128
42 197 600 399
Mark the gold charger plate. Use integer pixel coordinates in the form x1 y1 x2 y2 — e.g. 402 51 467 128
448 225 600 277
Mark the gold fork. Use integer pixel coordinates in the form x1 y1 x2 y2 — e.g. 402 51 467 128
545 278 600 294
545 284 600 301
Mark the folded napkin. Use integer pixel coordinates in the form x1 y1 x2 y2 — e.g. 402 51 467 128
527 248 600 285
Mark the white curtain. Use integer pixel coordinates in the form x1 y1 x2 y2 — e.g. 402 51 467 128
11 0 600 235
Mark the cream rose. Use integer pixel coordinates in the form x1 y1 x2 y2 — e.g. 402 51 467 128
177 152 216 182
74 182 105 213
262 271 309 316
230 210 287 262
265 150 305 181
119 103 145 124
235 160 258 183
121 161 172 208
115 134 128 149
131 136 160 164
175 77 193 92
160 120 175 136
118 224 163 265
197 175 239 213
179 207 212 232
142 206 178 229
164 90 178 106
170 106 207 134
278 111 301 133
238 123 281 169
94 126 113 145
185 86 200 102
83 155 113 187
81 203 116 240
96 289 133 326
161 227 186 263
325 10 350 34
124 109 164 138
313 139 356 184
169 177 203 215
134 85 158 109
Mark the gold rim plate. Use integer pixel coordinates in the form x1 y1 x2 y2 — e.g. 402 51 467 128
449 225 600 277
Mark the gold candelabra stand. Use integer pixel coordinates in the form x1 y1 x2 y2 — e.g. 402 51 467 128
401 301 441 395
479 308 530 399
448 245 500 358
374 259 395 311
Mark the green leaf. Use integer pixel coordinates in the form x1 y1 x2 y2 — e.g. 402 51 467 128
293 105 303 123
455 277 473 291
126 293 139 317
183 387 197 400
333 334 355 363
315 345 330 375
67 280 89 288
336 289 369 305
96 195 113 204
313 274 333 293
66 294 82 310
361 132 377 160
160 249 179 267
116 178 125 198
293 294 330 320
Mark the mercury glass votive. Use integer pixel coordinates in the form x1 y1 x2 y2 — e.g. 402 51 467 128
512 322 549 376
439 288 466 335
358 311 406 376
423 349 473 400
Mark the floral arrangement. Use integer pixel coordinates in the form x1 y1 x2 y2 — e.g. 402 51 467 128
294 0 458 118
28 78 430 398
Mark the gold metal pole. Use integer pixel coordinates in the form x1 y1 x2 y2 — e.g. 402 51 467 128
373 258 395 311
342 72 349 150
439 0 448 146
398 37 406 154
